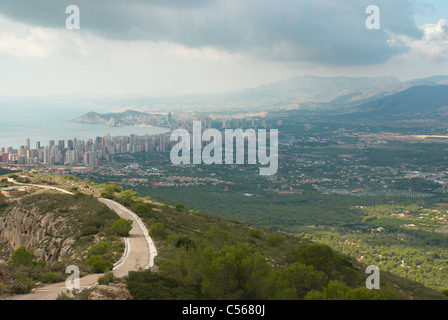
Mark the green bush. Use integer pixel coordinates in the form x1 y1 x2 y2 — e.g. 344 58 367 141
88 242 110 257
97 272 117 285
283 262 328 299
149 223 168 240
87 255 114 273
10 274 35 294
304 281 380 300
39 272 61 284
249 229 263 240
286 244 344 274
56 289 90 300
9 247 36 267
126 270 202 300
80 224 99 236
111 219 133 237
135 203 154 219
267 234 284 247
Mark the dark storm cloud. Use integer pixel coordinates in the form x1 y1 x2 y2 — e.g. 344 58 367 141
0 0 423 65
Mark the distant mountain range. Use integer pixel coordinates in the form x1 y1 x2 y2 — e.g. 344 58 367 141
350 85 448 117
74 75 448 120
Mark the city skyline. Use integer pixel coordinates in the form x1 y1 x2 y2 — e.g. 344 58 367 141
0 115 270 167
0 133 171 167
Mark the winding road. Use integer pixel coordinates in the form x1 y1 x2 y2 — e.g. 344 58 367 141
4 181 157 300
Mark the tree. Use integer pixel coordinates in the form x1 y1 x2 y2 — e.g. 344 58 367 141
118 189 139 206
206 226 232 250
87 255 113 273
135 203 153 219
199 244 269 300
304 281 381 300
9 247 36 267
101 184 123 199
175 203 185 211
88 242 110 257
284 262 328 299
149 223 168 240
39 272 61 284
111 218 133 237
286 244 343 274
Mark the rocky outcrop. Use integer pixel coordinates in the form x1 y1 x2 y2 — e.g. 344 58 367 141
0 205 77 263
88 282 132 300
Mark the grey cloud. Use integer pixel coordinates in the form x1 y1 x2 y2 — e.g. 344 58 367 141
0 0 423 65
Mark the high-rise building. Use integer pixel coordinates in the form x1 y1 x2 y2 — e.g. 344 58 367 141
43 146 50 164
66 150 78 165
18 146 26 157
67 140 74 150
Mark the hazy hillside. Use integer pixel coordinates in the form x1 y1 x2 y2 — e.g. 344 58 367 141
72 110 155 124
70 75 448 116
350 85 448 117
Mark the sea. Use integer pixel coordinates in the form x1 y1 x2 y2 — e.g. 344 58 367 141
0 98 171 150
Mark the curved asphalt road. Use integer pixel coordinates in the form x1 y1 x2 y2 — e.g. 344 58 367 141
3 181 157 300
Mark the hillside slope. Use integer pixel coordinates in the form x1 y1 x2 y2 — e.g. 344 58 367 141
0 187 125 296
348 85 448 118
1 172 446 300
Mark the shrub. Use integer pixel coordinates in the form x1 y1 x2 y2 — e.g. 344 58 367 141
88 242 110 257
10 274 35 294
304 281 381 300
9 247 36 267
80 225 99 236
286 244 344 274
126 270 202 300
56 289 90 300
268 234 284 247
249 229 263 240
149 223 168 240
284 262 328 299
135 203 153 217
39 272 61 284
111 219 133 237
87 255 114 273
98 272 117 285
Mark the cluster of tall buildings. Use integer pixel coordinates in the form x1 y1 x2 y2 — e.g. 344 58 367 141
0 116 273 167
0 133 171 167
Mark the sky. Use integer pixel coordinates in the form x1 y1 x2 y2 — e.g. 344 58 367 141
0 0 447 97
